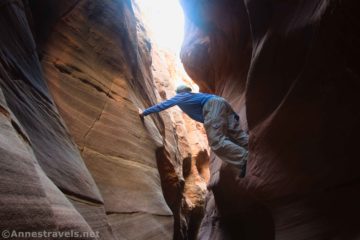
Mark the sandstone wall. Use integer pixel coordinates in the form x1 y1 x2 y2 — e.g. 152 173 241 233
181 0 360 239
148 42 209 240
0 0 209 239
0 1 104 238
132 2 210 238
40 0 174 239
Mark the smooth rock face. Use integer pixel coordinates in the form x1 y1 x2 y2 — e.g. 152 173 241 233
108 213 173 240
0 1 101 237
9 0 358 239
181 0 360 239
0 0 101 202
0 1 102 235
40 0 175 238
1 0 209 239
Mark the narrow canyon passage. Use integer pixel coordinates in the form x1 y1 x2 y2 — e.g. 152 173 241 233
1 0 360 240
1 0 209 239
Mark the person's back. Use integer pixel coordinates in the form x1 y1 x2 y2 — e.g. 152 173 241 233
142 91 215 122
140 84 249 177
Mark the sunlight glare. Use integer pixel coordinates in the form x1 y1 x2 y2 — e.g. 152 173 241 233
136 0 199 92
136 0 185 54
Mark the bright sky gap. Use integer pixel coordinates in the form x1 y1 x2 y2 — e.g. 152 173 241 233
136 0 185 55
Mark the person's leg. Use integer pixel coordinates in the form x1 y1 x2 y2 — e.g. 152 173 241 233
203 98 248 169
227 114 249 149
226 113 249 177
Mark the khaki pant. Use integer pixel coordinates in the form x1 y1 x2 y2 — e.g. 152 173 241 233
203 97 248 168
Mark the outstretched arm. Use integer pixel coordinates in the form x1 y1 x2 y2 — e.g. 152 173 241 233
141 94 185 117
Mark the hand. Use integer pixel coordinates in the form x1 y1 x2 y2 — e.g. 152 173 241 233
138 109 144 119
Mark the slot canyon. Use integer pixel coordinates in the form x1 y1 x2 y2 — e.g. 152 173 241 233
0 0 359 240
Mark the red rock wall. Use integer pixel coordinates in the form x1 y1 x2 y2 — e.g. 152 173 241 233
132 3 210 238
181 0 360 239
148 42 210 240
0 0 105 238
0 0 209 239
40 0 176 238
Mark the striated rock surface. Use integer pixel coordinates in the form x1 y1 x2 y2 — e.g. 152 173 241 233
0 0 102 237
5 0 357 239
181 0 360 239
133 3 210 238
149 45 209 240
1 0 209 239
39 0 175 239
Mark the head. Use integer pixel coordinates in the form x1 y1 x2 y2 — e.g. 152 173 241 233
176 85 192 94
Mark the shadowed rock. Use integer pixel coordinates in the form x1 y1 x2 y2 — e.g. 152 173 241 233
181 0 360 239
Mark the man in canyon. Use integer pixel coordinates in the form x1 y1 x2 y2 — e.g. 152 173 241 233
139 85 249 177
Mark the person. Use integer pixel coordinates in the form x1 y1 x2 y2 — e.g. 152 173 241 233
139 85 249 177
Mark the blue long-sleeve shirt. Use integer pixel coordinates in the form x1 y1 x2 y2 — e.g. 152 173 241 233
143 92 216 123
